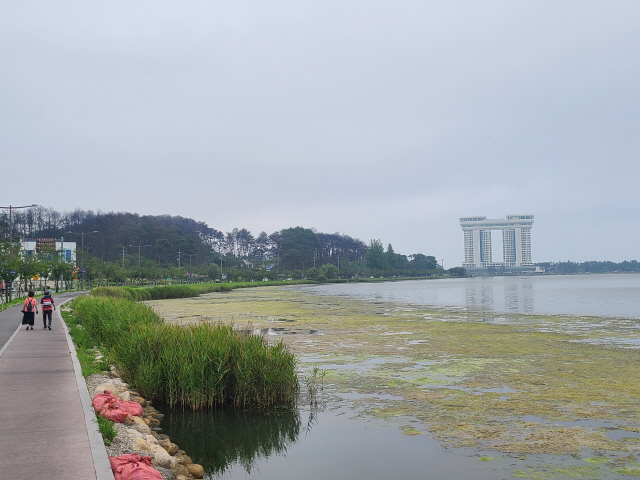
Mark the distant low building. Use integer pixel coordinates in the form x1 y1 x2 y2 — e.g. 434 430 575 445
21 238 77 264
459 214 535 275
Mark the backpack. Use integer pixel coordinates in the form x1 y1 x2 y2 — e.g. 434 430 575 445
26 299 33 312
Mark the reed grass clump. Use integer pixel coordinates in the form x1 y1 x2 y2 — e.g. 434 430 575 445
91 280 315 302
92 284 234 301
72 295 299 410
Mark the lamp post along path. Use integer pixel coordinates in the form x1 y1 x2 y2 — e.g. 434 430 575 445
67 230 98 290
0 204 38 250
129 242 151 282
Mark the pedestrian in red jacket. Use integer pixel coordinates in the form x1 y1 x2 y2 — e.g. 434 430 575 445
41 292 56 330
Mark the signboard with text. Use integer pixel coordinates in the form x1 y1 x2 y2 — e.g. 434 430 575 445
36 238 56 253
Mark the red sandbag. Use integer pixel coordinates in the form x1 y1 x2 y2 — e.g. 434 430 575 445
110 453 163 480
92 390 144 422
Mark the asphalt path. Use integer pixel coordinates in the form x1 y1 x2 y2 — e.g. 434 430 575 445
0 292 81 350
0 291 114 480
0 301 24 350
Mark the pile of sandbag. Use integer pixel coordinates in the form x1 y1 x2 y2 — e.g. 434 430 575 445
110 453 163 480
92 390 143 422
89 378 205 479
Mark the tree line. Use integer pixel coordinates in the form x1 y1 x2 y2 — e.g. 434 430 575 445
0 207 451 287
536 260 640 274
0 241 75 299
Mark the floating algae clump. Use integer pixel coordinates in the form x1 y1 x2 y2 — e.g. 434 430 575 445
400 425 422 436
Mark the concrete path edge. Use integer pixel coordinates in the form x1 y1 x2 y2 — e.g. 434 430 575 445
58 297 115 480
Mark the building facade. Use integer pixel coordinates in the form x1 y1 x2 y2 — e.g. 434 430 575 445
460 214 534 272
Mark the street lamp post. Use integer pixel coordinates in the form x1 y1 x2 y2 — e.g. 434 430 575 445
0 204 37 300
0 204 38 251
185 253 197 282
176 250 196 282
58 236 64 293
129 242 151 282
66 230 99 290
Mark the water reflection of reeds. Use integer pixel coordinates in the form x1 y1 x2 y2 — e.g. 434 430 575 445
159 407 303 475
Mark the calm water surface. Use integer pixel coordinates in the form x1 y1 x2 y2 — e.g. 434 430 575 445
159 401 595 480
294 273 640 318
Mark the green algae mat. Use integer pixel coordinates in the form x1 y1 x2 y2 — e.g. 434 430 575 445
147 286 640 478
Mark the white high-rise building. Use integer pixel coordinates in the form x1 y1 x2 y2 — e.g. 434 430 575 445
460 215 534 269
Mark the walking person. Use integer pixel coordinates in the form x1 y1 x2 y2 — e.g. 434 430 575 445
41 291 56 330
22 291 38 330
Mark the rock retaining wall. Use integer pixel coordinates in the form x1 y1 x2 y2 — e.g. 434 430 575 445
87 372 205 480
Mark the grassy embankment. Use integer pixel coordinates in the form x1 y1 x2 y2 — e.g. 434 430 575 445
66 283 300 410
0 297 25 312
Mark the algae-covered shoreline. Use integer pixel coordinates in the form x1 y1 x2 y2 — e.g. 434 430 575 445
148 286 640 478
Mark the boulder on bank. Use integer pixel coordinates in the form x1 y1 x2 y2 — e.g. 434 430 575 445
187 464 204 479
132 416 152 434
94 383 119 396
175 453 192 465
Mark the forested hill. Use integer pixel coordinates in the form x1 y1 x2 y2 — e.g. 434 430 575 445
23 209 215 265
1 207 442 276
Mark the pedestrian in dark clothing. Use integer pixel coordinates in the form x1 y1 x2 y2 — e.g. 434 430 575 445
23 291 38 330
41 292 56 330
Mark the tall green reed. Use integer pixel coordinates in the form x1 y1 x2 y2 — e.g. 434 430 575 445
72 295 299 410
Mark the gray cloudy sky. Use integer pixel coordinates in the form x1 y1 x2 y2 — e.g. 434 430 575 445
2 1 639 265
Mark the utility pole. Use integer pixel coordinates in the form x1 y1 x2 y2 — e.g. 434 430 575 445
57 236 65 293
0 204 38 252
66 230 98 290
129 242 151 280
185 253 197 281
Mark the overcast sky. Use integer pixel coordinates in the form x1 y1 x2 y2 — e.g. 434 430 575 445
2 1 639 265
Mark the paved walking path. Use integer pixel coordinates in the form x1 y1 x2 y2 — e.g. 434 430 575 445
0 292 114 480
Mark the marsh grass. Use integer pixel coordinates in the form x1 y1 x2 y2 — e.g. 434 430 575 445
71 295 299 409
91 280 315 303
92 284 232 301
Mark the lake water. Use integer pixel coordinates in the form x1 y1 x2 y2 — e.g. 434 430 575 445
159 400 608 480
292 273 640 319
157 274 640 479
